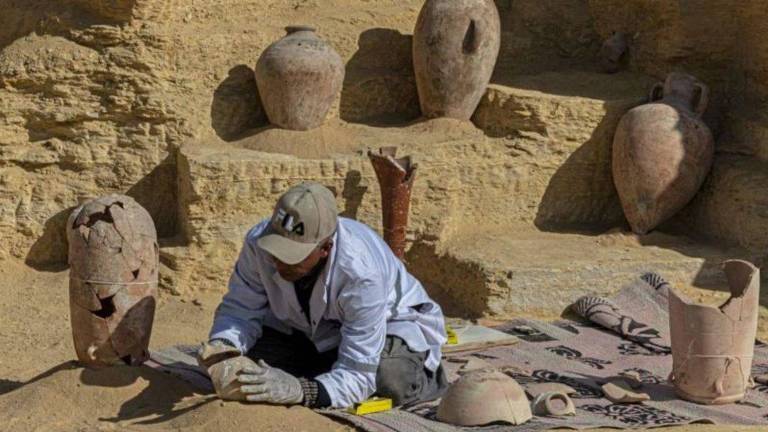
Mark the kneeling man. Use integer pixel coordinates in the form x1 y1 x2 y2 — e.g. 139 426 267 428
200 182 447 408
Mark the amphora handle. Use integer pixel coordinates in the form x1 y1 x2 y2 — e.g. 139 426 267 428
692 83 709 117
462 19 482 54
648 82 664 102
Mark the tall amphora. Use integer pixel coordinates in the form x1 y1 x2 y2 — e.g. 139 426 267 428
413 0 500 120
612 72 714 234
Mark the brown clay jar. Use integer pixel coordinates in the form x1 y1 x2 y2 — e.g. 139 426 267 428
254 26 344 131
67 195 158 367
413 0 500 120
612 72 714 234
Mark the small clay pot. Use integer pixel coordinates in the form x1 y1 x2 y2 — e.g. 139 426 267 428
254 26 344 131
413 0 501 120
612 72 714 234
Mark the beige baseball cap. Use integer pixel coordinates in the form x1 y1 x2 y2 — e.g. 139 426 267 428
257 182 338 265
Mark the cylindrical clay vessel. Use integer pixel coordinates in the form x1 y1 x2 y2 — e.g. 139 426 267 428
612 72 714 234
412 0 500 120
254 26 345 131
68 194 158 367
668 260 760 404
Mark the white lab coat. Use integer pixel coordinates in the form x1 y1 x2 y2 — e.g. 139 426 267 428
209 217 447 407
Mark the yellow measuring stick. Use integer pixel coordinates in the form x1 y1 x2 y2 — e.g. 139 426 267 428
347 397 393 415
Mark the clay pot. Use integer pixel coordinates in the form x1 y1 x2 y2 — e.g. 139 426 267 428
413 0 500 120
254 26 344 131
612 72 714 234
67 195 158 368
669 260 760 404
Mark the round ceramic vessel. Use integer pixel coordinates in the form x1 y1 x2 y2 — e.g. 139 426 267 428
254 26 344 130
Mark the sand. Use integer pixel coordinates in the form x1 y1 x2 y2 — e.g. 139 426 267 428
2 257 767 431
0 259 350 432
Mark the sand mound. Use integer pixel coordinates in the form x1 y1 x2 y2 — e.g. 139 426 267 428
0 362 347 432
237 122 364 159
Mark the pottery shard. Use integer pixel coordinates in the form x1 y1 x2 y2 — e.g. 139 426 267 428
254 26 344 131
437 370 532 426
67 194 158 368
669 260 760 405
602 381 650 404
525 382 577 399
617 371 644 389
612 72 714 234
531 391 576 417
413 0 501 120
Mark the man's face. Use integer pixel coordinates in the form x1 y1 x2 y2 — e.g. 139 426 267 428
272 240 333 282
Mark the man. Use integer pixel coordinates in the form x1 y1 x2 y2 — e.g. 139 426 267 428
200 182 447 408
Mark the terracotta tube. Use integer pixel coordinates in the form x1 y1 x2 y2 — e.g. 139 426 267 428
368 147 417 260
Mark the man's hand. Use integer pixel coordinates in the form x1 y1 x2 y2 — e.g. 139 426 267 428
197 340 254 401
238 359 304 405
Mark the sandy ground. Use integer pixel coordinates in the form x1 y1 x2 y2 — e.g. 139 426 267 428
2 257 767 431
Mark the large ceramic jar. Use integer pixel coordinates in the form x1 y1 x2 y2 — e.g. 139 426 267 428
612 72 714 234
254 26 344 131
412 0 500 120
68 195 158 368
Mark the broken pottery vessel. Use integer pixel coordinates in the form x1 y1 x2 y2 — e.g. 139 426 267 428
612 72 714 234
254 26 344 131
67 195 158 368
368 147 417 260
669 260 760 404
437 370 532 426
413 0 500 120
599 32 629 73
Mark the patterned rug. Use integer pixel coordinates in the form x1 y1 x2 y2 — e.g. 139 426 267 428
148 273 768 431
320 273 768 431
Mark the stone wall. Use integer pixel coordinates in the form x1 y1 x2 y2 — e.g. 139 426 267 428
1 0 766 297
589 0 768 258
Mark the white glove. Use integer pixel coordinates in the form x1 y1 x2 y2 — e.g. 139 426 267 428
197 340 254 401
238 359 304 405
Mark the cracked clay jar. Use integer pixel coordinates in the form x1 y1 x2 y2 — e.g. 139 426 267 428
67 194 158 368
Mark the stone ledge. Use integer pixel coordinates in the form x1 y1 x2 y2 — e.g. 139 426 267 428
685 154 768 256
171 72 656 294
406 226 752 318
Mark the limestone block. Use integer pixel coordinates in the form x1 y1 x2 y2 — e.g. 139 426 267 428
406 227 740 318
472 73 654 229
683 155 768 254
0 27 183 263
73 0 138 21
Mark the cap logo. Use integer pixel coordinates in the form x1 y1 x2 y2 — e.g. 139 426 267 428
276 208 305 236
